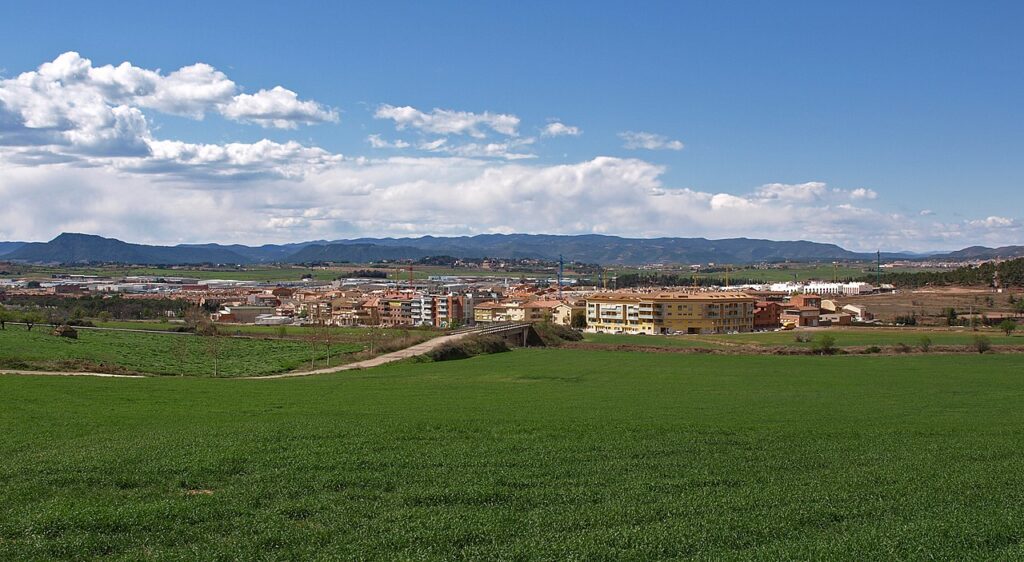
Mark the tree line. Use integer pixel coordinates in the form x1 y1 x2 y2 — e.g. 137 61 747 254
865 258 1024 288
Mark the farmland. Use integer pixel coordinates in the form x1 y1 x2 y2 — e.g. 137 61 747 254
0 327 366 376
580 327 1024 352
696 326 1024 349
3 349 1024 559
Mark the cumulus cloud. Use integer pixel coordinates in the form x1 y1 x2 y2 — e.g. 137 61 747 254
968 216 1017 229
849 188 878 200
541 121 581 137
222 86 338 128
367 134 411 149
619 131 684 151
417 136 536 160
0 51 336 158
374 104 520 137
0 141 959 251
2 54 1018 252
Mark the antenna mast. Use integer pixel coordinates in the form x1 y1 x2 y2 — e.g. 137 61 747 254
558 254 564 300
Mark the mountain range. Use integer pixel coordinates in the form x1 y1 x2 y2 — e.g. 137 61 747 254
0 232 1019 266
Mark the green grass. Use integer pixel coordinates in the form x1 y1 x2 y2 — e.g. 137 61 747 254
3 350 1024 559
93 320 437 341
0 327 362 376
700 327 1023 348
582 332 722 349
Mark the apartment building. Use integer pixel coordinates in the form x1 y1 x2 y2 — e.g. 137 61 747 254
586 292 756 335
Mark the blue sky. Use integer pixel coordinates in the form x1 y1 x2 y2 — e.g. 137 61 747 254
0 1 1021 250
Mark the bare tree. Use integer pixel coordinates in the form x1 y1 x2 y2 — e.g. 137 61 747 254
172 334 191 376
204 335 223 377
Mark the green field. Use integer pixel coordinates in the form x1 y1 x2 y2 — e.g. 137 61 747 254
0 328 363 376
3 349 1024 559
699 327 1023 348
93 320 436 341
582 332 722 349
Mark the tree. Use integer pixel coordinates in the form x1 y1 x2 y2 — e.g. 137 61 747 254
570 309 587 329
918 335 933 352
204 335 223 377
943 307 958 326
21 310 44 331
1000 319 1018 336
813 334 838 355
1016 300 1024 317
973 335 991 354
0 305 11 330
171 334 192 377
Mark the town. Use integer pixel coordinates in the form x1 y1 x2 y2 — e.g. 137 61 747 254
0 263 914 333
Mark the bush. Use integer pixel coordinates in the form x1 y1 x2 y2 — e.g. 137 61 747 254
862 345 882 354
999 319 1017 336
427 335 510 362
812 334 838 355
532 322 583 346
918 336 932 352
794 333 812 343
973 335 991 354
894 342 911 354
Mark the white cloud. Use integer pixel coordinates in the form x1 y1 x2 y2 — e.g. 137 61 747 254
367 134 410 149
222 86 338 128
920 209 935 216
418 136 536 160
619 131 684 151
374 104 520 137
541 121 581 137
754 181 828 202
0 51 336 158
2 54 1019 252
968 216 1017 229
849 188 878 200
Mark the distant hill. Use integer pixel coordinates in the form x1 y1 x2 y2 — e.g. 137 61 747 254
0 241 26 257
934 246 1024 260
285 243 432 263
4 233 254 265
3 232 1012 266
332 234 874 264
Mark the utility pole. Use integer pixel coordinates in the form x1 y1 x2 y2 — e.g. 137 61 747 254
876 250 881 286
558 254 564 300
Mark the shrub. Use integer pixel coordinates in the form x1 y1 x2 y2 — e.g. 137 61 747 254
812 334 838 355
999 319 1017 336
427 335 510 362
918 336 932 352
973 335 991 354
794 333 812 343
863 345 882 354
532 322 583 346
894 342 911 354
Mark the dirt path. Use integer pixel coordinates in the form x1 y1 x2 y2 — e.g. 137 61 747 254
0 369 144 379
248 329 479 379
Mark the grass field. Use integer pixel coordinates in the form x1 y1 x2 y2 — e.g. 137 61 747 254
0 328 363 376
698 327 1023 348
3 349 1024 559
582 332 722 349
92 320 437 341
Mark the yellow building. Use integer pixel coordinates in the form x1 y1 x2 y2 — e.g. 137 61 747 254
586 292 756 335
522 300 574 325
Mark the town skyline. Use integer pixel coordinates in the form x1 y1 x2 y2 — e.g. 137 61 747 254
1 2 1022 251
